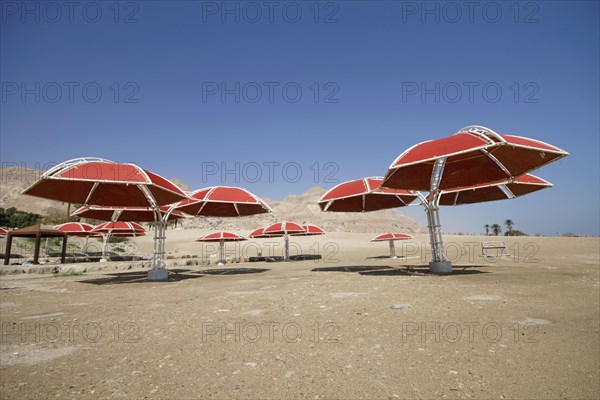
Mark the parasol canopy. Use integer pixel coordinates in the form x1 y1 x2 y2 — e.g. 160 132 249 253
371 232 413 258
91 221 146 237
370 233 413 242
262 222 306 260
318 177 417 212
195 232 248 242
196 231 247 264
382 126 568 191
263 221 305 236
23 158 187 207
91 221 146 259
0 227 7 237
248 227 275 239
177 186 271 217
72 205 185 222
435 173 552 206
55 222 97 237
291 224 325 236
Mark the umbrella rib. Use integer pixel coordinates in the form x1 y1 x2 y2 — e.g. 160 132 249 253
481 149 511 176
498 184 515 199
84 182 99 205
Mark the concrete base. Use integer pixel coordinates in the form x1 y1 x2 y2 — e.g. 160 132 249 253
429 261 452 275
148 268 169 282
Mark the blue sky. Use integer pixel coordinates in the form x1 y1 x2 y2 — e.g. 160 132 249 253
1 1 598 235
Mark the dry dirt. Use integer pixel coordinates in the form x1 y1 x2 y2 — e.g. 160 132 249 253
0 234 598 399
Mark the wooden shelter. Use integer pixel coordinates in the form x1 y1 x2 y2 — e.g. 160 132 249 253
3 224 67 265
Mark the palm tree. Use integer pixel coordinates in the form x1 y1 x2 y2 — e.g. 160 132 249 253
504 219 514 235
484 224 490 236
492 224 502 236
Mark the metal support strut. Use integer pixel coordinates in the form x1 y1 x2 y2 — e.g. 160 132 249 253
284 234 290 261
389 240 396 258
418 157 453 274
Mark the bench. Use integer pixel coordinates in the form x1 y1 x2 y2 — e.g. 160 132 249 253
481 241 506 258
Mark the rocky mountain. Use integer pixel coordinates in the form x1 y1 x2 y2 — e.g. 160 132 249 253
0 167 424 233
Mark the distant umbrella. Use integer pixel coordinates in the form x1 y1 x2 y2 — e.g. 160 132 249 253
177 186 271 217
291 224 325 236
263 222 305 261
196 231 247 264
91 221 146 259
371 233 413 258
318 177 416 212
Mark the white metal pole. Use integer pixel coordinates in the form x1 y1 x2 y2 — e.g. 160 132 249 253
389 240 396 258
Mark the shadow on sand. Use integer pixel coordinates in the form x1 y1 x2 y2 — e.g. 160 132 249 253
79 269 205 285
194 268 270 275
312 266 394 273
312 265 490 276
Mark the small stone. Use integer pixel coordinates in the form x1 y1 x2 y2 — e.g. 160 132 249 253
390 304 412 310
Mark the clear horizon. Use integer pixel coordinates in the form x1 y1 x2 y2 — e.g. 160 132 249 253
1 1 598 236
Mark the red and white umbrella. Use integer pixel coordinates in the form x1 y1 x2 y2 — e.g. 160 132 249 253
380 126 568 274
248 227 274 239
91 222 146 259
263 222 305 260
318 177 417 212
22 158 187 280
92 221 146 236
177 186 271 217
0 227 8 237
263 221 305 236
55 222 98 253
371 233 413 258
383 126 568 191
292 224 325 236
23 158 186 207
195 231 248 264
72 205 186 222
435 173 552 206
55 222 97 237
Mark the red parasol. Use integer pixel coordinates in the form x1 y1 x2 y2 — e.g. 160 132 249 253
248 227 274 239
318 177 417 212
292 224 325 236
0 227 8 237
55 222 98 254
23 158 186 207
381 126 568 274
263 222 305 260
195 231 248 264
383 126 568 191
177 186 271 217
371 233 413 258
92 221 146 236
72 205 185 222
55 222 97 237
22 158 187 281
435 173 552 206
91 221 146 260
263 221 305 236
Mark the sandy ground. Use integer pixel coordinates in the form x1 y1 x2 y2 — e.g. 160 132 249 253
0 233 598 399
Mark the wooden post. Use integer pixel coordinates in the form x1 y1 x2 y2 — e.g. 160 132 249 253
4 235 12 265
61 235 67 264
33 232 41 264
